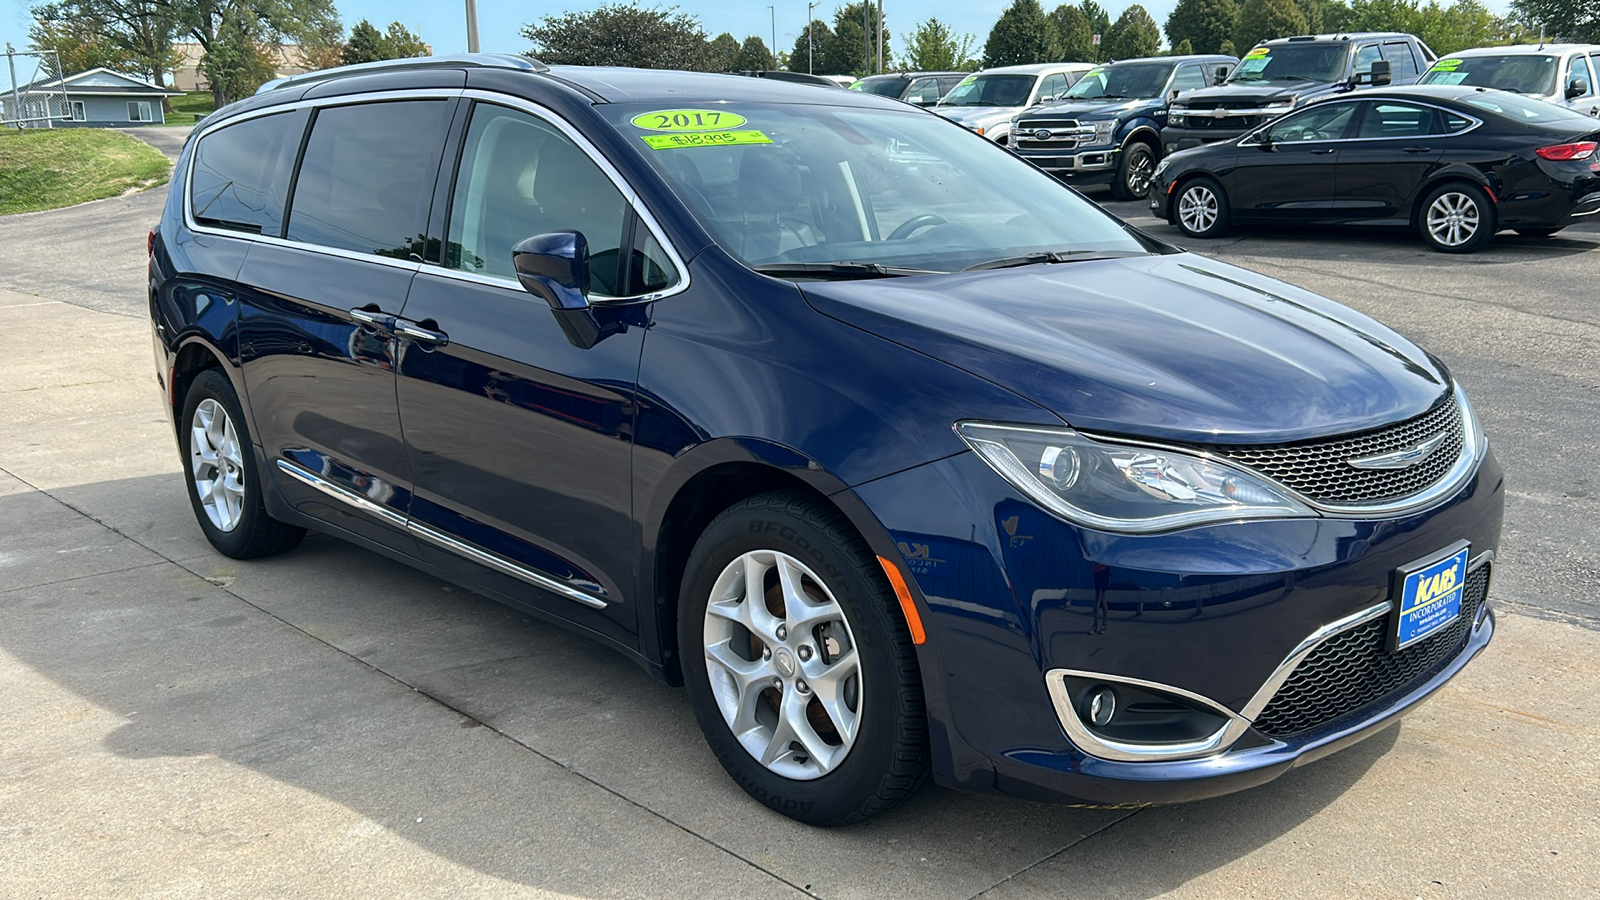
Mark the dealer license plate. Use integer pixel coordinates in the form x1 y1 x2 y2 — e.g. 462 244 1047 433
1392 543 1470 651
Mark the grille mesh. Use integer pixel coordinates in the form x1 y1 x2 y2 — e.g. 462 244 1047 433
1209 397 1464 506
1253 564 1490 738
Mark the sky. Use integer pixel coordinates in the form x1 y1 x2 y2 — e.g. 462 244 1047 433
3 0 1519 65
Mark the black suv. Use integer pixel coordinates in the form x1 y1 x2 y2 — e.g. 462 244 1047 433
1163 32 1436 153
1012 55 1236 199
848 71 969 106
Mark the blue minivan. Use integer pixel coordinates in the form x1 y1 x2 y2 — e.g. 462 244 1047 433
150 55 1502 825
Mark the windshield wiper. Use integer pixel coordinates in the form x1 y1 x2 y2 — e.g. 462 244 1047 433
752 261 941 280
1269 74 1317 83
961 249 1146 271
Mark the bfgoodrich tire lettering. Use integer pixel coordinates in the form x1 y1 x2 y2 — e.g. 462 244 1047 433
678 491 929 825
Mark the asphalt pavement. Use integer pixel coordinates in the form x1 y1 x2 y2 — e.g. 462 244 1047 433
1 132 1597 897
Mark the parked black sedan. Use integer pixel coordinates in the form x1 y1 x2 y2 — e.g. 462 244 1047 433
1149 84 1600 251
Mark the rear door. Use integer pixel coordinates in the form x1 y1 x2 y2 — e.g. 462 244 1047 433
1227 100 1358 221
235 97 455 548
394 99 679 641
1335 99 1446 222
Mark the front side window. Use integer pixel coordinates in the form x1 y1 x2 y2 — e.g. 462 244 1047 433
1170 65 1208 93
447 104 661 297
190 110 302 235
905 77 942 104
1065 63 1173 100
1037 73 1067 103
609 101 1148 273
1565 54 1595 97
1355 102 1440 138
1354 44 1383 75
286 100 450 258
1266 101 1358 143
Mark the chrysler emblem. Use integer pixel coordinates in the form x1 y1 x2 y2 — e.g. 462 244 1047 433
1033 128 1053 140
1347 433 1448 470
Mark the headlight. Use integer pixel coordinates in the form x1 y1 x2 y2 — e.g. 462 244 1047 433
956 422 1315 533
1093 121 1116 145
1154 158 1170 177
1169 107 1188 126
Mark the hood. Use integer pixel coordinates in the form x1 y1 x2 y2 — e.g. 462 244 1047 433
799 253 1449 444
935 106 1018 130
1175 82 1328 106
1020 98 1161 122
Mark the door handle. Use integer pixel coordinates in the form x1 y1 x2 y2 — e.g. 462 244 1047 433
396 318 449 346
1402 146 1432 153
349 306 396 329
1311 147 1336 155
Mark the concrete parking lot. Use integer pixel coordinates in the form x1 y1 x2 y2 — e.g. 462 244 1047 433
1 132 1597 898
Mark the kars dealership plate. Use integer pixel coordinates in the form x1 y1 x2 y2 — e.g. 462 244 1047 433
1391 541 1470 652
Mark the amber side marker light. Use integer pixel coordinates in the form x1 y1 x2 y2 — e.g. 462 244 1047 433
878 556 926 645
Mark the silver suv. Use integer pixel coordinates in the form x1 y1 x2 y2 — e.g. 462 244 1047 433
1418 44 1600 117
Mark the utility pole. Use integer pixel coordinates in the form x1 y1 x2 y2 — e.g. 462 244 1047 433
807 1 818 74
6 44 22 131
769 6 776 66
863 2 869 76
876 0 883 74
465 0 480 53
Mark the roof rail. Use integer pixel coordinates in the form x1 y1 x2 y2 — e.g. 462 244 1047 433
257 53 548 94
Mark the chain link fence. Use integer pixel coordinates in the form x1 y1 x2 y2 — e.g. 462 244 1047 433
3 46 70 128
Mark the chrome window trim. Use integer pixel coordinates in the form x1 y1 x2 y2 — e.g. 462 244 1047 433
1236 98 1484 146
1047 551 1491 763
183 87 691 304
275 458 608 608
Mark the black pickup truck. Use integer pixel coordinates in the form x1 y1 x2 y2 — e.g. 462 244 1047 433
1162 32 1435 153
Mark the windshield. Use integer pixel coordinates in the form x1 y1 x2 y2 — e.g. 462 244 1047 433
1460 91 1595 123
1420 54 1559 96
1065 63 1172 100
606 102 1147 273
1229 44 1349 84
937 74 1036 108
850 76 905 97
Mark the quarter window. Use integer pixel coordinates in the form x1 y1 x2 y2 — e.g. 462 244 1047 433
190 110 303 236
286 100 450 258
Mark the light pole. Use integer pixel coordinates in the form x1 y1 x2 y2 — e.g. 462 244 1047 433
464 0 480 53
807 1 818 74
768 6 776 67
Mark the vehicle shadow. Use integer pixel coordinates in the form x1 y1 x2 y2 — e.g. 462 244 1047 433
1 474 1401 898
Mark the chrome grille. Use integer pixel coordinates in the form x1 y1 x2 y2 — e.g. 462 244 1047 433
1253 563 1490 738
1015 118 1090 150
1209 397 1464 506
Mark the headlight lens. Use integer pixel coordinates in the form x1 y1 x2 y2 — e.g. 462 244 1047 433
1154 158 1170 177
1093 121 1116 145
956 422 1315 533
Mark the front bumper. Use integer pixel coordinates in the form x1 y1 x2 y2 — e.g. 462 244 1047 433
1015 146 1120 182
852 445 1505 805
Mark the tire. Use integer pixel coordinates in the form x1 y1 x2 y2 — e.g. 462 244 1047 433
1516 227 1561 239
1111 141 1157 201
678 491 929 826
1419 182 1495 253
1174 176 1230 238
179 368 305 559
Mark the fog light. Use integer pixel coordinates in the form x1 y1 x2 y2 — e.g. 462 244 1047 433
1085 686 1116 727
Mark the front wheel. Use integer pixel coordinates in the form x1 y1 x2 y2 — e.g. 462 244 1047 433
678 491 928 826
1420 183 1495 253
1111 142 1156 201
1174 177 1230 238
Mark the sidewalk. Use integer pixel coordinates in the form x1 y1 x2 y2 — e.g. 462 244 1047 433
1 286 1596 898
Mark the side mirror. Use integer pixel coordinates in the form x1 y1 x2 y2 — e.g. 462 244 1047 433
1168 88 1181 103
1369 59 1392 86
1568 75 1590 99
513 231 607 349
1213 66 1230 85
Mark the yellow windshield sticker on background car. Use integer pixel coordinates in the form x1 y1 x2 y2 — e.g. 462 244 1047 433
1244 47 1270 59
1431 58 1463 70
631 109 749 132
641 130 773 150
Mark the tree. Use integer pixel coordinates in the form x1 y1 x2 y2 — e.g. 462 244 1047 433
984 0 1055 67
1236 0 1307 50
340 19 426 66
28 9 137 77
1104 5 1161 59
1080 0 1113 59
1344 0 1499 55
789 19 832 73
200 12 275 103
1166 0 1240 54
30 1 183 87
1512 0 1599 42
1170 38 1194 55
904 17 977 71
382 22 427 58
523 3 715 71
1050 5 1096 62
167 0 342 106
708 31 739 72
829 2 890 76
1219 38 1237 55
733 35 774 71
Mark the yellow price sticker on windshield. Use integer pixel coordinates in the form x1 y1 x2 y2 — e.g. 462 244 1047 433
1431 58 1462 69
631 109 748 132
641 130 772 150
1244 47 1270 59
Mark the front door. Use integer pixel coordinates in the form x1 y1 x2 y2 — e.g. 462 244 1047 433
396 101 668 642
1228 100 1359 221
237 97 455 548
1335 100 1446 222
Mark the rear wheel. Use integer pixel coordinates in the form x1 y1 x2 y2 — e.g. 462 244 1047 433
1174 177 1230 238
180 369 304 559
1111 142 1156 201
1420 183 1495 253
678 491 928 826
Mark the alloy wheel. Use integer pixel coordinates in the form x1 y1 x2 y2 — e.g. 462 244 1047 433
702 549 863 780
1125 152 1155 196
189 398 245 532
1179 184 1218 233
1426 191 1480 248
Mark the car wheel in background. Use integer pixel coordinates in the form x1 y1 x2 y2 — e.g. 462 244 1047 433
1175 177 1230 238
180 369 305 559
678 491 929 826
1112 142 1156 201
1420 182 1495 253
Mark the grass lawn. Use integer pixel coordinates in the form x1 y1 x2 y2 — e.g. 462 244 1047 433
164 91 216 126
0 128 171 215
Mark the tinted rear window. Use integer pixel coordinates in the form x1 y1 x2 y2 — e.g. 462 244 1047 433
1460 91 1594 124
189 111 303 235
286 100 450 258
851 77 905 97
